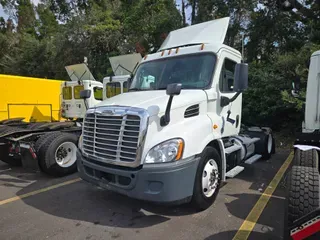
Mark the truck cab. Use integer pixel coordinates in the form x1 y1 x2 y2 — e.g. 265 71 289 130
102 75 130 100
77 17 274 210
61 64 103 119
102 53 142 99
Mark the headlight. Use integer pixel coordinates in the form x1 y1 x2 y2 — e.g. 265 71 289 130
78 134 83 150
145 138 184 164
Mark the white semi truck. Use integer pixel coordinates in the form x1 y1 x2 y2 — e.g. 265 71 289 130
77 17 275 210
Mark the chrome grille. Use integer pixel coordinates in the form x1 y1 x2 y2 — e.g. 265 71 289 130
82 107 148 167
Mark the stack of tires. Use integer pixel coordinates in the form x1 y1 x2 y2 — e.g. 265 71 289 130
284 148 320 239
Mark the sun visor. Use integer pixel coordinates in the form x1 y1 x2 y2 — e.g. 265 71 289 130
65 63 95 82
109 53 142 76
159 17 230 51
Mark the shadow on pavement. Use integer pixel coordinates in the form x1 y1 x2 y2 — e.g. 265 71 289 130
1 149 290 232
13 175 197 229
235 149 290 194
223 192 285 238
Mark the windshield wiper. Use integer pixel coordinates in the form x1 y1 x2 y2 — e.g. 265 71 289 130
128 88 141 91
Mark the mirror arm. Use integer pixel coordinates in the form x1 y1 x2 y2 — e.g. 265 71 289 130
160 96 173 127
230 91 241 102
220 92 241 108
83 99 89 110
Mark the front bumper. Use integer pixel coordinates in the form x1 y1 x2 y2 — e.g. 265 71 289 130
77 150 200 204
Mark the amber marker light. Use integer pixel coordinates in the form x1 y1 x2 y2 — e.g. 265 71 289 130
175 139 184 160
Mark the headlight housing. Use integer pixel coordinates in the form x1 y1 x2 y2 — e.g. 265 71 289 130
145 138 184 164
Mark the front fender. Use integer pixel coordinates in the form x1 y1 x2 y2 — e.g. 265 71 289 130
141 114 220 162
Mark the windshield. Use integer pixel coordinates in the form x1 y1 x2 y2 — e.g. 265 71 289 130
129 53 216 91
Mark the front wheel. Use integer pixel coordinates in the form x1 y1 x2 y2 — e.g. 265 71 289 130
191 146 221 211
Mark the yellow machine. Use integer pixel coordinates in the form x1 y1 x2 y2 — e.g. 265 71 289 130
0 74 64 122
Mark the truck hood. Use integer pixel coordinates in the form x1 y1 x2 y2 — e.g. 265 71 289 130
94 90 207 116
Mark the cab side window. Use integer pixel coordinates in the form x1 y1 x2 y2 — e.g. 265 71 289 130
106 82 121 98
74 85 85 99
93 87 103 100
62 86 72 100
219 58 236 93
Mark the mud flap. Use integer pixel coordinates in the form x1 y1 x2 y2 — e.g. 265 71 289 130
20 143 40 172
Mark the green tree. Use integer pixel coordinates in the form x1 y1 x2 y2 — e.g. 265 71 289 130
122 0 182 54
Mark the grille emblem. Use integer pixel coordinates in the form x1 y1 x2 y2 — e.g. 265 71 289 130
96 109 115 115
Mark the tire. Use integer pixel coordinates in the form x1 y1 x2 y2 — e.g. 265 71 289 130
37 132 79 177
27 122 48 130
286 166 319 226
0 143 22 166
247 131 273 160
34 132 62 153
0 126 22 136
293 149 319 169
0 156 22 166
191 146 222 211
271 135 276 154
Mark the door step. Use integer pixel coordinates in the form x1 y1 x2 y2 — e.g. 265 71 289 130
225 166 245 178
225 144 242 155
244 154 262 164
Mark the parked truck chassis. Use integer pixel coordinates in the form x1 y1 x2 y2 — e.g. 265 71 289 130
0 118 82 176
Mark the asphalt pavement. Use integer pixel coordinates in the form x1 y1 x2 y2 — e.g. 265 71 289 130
0 149 291 240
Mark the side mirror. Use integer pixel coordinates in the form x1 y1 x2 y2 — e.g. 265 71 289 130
234 63 248 92
160 83 182 127
80 89 91 99
166 83 182 96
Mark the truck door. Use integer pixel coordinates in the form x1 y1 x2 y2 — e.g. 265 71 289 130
72 85 86 118
216 51 242 137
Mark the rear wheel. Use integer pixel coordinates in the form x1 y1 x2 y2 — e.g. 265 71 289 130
293 149 319 169
38 132 78 177
191 146 221 211
34 132 62 153
27 122 48 130
247 131 274 160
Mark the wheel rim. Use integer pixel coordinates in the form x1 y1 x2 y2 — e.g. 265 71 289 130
55 142 77 168
267 134 272 154
202 159 219 198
